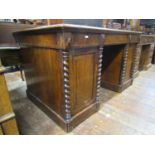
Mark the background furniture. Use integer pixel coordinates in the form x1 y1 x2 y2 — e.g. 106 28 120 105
17 19 104 27
18 19 142 31
0 47 22 78
0 67 19 135
0 22 34 79
0 22 35 135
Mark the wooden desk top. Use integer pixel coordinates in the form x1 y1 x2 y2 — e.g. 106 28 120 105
13 24 142 35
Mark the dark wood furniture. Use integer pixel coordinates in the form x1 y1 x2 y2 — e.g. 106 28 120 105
14 24 106 132
13 24 142 132
41 20 142 92
0 67 19 135
0 23 35 135
138 35 155 71
44 19 142 91
0 22 34 81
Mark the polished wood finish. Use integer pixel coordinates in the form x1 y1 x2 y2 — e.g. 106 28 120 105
138 35 155 71
42 21 141 92
14 24 106 132
0 68 19 135
41 20 141 88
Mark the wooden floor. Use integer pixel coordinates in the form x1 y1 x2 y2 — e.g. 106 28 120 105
5 65 155 135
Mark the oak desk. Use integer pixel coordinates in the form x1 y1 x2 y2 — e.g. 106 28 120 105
14 24 105 132
14 24 141 132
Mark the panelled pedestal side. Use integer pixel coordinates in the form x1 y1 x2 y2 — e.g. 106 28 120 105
139 35 155 71
101 33 140 92
14 25 105 132
0 69 19 135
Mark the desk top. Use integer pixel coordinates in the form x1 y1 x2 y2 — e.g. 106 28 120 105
13 24 142 35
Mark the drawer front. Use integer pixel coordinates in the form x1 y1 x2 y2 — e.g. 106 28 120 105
71 33 103 48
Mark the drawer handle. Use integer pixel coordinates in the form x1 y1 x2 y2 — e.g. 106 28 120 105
84 35 89 39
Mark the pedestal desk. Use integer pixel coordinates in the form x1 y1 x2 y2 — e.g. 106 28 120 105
14 24 141 132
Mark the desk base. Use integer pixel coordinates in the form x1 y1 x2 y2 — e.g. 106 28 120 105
27 90 98 132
